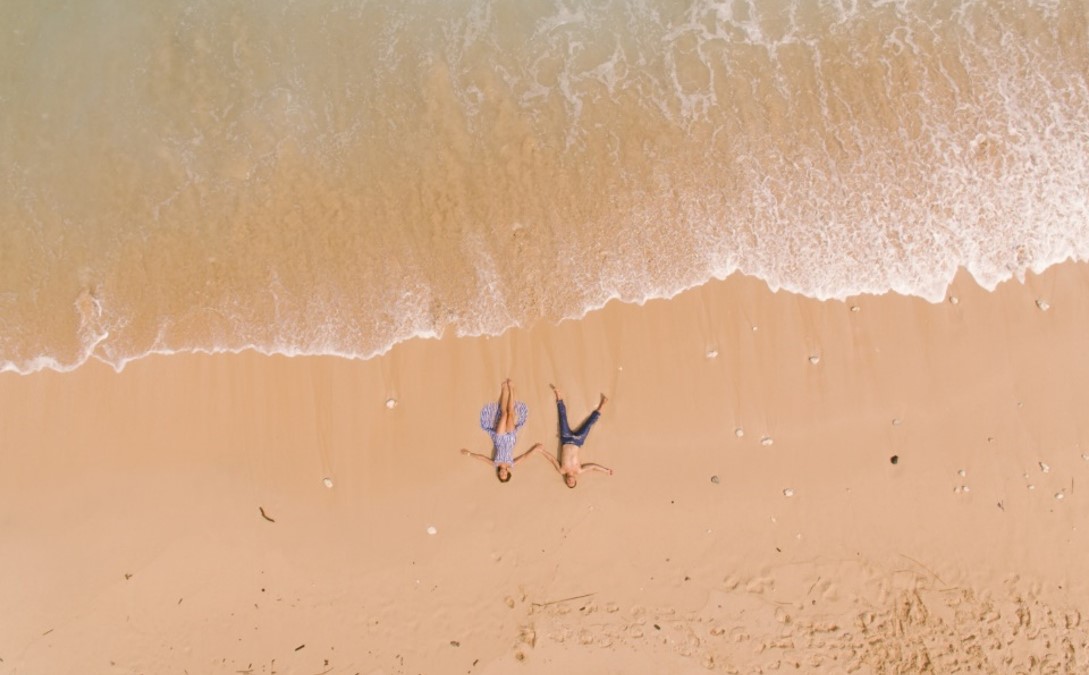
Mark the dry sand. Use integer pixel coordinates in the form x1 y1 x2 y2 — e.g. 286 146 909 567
3 262 1089 674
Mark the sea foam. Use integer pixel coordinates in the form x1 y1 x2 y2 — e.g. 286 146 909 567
2 0 1087 373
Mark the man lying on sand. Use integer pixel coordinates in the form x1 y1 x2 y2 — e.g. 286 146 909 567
460 378 541 482
537 384 612 488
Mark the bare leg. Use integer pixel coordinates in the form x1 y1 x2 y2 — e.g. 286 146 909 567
496 380 512 434
503 379 516 429
595 393 609 413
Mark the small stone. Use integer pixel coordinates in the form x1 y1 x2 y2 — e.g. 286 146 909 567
426 526 437 535
890 455 899 465
761 436 774 446
385 398 397 409
734 428 744 438
958 469 966 477
1082 454 1088 461
322 477 334 488
706 349 719 359
808 355 820 365
1028 484 1035 490
783 488 795 497
1036 299 1050 311
751 325 758 332
962 485 971 493
1039 462 1050 473
892 418 901 426
1055 492 1065 500
850 305 860 313
710 475 720 484
949 296 959 305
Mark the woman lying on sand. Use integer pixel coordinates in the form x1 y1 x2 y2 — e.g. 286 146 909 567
460 379 540 482
537 384 612 488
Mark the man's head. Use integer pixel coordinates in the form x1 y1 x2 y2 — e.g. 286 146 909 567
564 474 577 489
496 465 512 483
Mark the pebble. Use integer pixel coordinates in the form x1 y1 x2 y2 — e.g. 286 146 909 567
1082 454 1089 461
751 325 759 332
892 418 902 426
1039 461 1050 473
706 349 719 359
322 477 334 488
385 398 398 409
949 296 959 305
426 526 438 535
958 469 966 477
1036 299 1050 311
783 488 795 497
1055 492 1066 501
710 475 720 484
735 428 745 438
850 305 860 313
761 436 774 447
808 355 820 365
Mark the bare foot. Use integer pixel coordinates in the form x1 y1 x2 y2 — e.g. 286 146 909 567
550 384 564 401
596 394 609 413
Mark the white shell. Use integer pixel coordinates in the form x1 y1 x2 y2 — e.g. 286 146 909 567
426 526 437 535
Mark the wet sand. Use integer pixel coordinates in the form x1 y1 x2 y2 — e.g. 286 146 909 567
2 262 1089 674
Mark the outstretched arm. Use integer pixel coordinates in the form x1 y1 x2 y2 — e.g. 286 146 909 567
512 442 543 465
537 447 564 474
582 462 614 476
460 448 493 465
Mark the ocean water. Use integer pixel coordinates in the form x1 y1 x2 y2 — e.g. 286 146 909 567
2 0 1087 373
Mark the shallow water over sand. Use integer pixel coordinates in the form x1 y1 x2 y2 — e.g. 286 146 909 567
2 0 1088 372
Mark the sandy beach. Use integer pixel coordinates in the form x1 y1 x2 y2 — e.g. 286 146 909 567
3 262 1088 674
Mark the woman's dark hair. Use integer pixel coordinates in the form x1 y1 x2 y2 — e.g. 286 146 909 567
497 467 512 483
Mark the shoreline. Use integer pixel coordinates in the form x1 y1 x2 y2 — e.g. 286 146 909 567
3 262 1089 673
2 260 1080 378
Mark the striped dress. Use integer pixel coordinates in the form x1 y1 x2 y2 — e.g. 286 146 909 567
479 401 528 466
